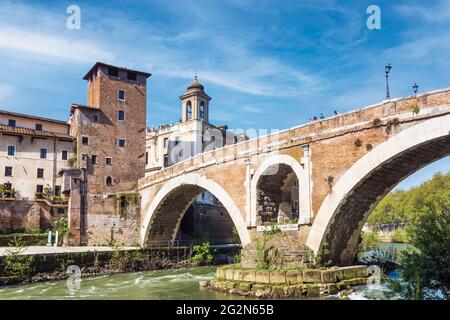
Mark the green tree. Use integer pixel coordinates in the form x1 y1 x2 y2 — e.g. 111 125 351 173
368 172 450 229
389 179 450 299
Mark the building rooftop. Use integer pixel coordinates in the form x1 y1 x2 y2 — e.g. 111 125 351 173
0 109 69 125
83 62 152 80
0 124 73 140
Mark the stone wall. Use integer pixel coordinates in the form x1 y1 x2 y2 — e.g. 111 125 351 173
0 199 66 232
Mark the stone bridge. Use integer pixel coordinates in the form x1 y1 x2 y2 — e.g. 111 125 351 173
139 88 450 265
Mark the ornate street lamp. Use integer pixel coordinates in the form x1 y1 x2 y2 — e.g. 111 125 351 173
413 82 419 96
385 63 392 99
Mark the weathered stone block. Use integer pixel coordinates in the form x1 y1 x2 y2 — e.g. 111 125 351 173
269 271 286 284
242 270 256 282
303 269 322 283
321 269 337 283
255 271 270 284
225 269 235 281
233 269 243 281
285 271 302 284
340 266 358 280
306 284 320 298
354 266 368 278
216 268 226 279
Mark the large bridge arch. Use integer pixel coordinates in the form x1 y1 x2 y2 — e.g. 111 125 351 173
307 114 450 265
140 173 251 247
250 154 310 226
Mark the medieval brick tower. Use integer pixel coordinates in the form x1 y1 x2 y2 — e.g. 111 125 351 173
68 62 151 245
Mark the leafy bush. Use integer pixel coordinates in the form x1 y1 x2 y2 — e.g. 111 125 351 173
389 190 450 300
391 228 409 243
192 241 214 266
1 236 34 278
359 232 379 251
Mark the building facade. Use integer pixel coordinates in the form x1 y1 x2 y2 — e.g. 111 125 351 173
0 110 73 231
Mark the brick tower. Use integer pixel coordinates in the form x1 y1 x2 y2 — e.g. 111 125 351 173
68 62 151 245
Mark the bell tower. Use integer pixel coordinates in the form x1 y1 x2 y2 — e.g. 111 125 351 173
179 76 211 123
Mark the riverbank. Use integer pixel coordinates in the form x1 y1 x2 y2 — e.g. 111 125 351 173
0 246 192 286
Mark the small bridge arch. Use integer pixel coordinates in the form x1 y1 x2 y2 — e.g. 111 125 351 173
140 173 251 247
250 154 311 226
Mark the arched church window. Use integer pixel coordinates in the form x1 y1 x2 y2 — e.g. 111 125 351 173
199 101 205 120
106 176 113 186
186 101 192 120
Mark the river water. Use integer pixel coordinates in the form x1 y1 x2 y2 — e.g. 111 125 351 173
0 244 405 300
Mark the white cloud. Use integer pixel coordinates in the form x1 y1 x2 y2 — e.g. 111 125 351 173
0 84 14 101
395 0 450 23
0 26 114 63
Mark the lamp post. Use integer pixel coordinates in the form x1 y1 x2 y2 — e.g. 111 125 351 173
385 63 392 99
413 82 419 96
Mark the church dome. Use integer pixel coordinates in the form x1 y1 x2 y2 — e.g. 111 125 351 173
187 76 204 91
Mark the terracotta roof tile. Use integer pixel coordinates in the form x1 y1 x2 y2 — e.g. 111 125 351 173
0 124 74 140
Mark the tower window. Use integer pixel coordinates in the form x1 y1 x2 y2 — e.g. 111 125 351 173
8 119 16 127
163 138 168 148
199 101 205 120
127 71 137 81
106 157 112 165
118 110 125 121
108 67 119 77
91 155 97 164
35 123 43 131
163 154 169 167
7 145 15 156
186 101 192 120
233 136 238 144
62 150 68 160
40 148 47 159
93 115 99 123
118 139 126 147
118 90 126 101
37 168 44 178
106 176 113 186
82 136 89 145
4 166 12 177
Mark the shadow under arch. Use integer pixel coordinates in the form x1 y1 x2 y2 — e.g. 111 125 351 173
140 173 251 247
307 114 450 265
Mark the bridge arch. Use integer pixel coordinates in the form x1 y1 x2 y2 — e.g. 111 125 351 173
140 173 251 247
307 114 450 265
250 154 309 226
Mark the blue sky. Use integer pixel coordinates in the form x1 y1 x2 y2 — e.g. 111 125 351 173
0 0 448 189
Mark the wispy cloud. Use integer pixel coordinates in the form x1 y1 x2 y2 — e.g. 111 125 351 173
0 84 14 101
395 0 450 23
0 26 114 63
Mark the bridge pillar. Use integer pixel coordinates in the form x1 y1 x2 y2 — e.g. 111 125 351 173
299 145 312 225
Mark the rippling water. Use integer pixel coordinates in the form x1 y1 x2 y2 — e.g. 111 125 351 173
0 243 408 300
0 266 394 300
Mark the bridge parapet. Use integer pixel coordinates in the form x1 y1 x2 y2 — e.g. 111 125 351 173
139 87 450 190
